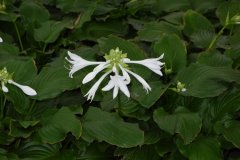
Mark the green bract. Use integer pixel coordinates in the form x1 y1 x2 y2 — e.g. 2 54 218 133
0 67 12 83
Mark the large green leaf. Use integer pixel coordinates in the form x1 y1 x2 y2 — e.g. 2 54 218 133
82 107 144 148
37 107 82 143
30 55 80 100
177 64 240 98
183 10 215 48
3 59 37 113
208 88 240 120
177 137 222 160
138 21 181 42
114 146 160 160
131 81 168 108
222 121 240 149
198 50 233 67
153 34 187 72
153 107 202 144
34 21 69 43
216 1 240 25
20 1 50 23
15 141 64 160
71 20 128 41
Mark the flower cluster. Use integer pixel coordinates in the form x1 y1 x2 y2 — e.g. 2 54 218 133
0 67 37 96
66 47 164 101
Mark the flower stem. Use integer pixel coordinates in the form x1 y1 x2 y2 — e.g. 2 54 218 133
207 25 227 51
0 95 6 119
13 21 24 51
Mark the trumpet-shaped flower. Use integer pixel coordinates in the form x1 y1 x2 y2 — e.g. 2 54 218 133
102 66 130 99
66 47 164 101
0 68 37 96
65 51 105 78
123 54 164 76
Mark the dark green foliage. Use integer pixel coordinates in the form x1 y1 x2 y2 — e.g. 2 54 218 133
0 0 240 159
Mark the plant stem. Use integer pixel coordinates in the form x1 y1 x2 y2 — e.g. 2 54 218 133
207 25 227 51
13 21 24 51
42 43 47 53
28 99 36 116
0 96 6 119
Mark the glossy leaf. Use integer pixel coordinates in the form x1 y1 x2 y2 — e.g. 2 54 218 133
37 107 82 143
153 107 202 144
153 34 187 72
82 107 144 148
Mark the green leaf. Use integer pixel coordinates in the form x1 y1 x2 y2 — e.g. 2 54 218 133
183 10 215 48
114 146 160 160
216 1 240 25
20 1 50 23
177 137 222 160
131 81 167 108
37 107 82 143
153 34 187 72
153 107 202 144
3 59 37 113
74 4 96 29
16 141 61 160
82 107 144 148
198 50 233 67
222 121 240 149
138 21 181 42
34 20 69 43
177 64 240 98
56 0 94 13
30 56 80 100
208 88 240 120
71 20 128 41
0 132 14 145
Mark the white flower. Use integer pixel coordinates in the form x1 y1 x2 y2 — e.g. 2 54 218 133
102 66 130 98
85 71 111 101
7 80 37 96
123 54 164 76
66 48 164 101
0 68 37 96
82 62 109 84
0 37 3 43
65 51 105 78
122 67 151 93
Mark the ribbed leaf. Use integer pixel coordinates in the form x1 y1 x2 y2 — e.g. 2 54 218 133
82 107 144 148
37 107 82 143
153 107 202 144
177 64 240 98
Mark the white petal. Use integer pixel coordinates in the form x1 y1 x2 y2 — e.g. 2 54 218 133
181 88 187 92
0 37 3 43
102 78 115 91
119 65 131 84
1 82 8 92
123 55 164 76
125 69 151 92
85 71 111 101
66 51 105 78
67 51 87 62
68 64 88 78
8 80 37 96
113 86 119 99
116 76 130 98
82 63 109 84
